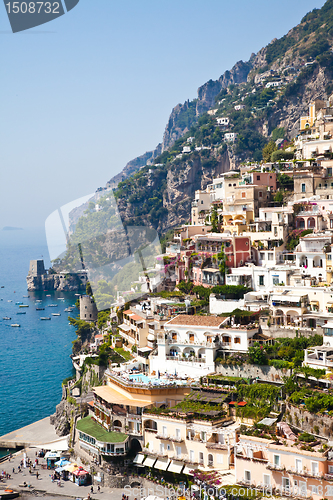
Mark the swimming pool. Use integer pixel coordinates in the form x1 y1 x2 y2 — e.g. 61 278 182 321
129 373 151 383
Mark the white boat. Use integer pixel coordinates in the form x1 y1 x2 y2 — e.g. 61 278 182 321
48 304 58 307
40 317 51 320
19 304 29 308
11 324 20 327
52 313 61 316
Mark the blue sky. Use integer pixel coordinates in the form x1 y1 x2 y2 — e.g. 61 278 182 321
0 0 326 229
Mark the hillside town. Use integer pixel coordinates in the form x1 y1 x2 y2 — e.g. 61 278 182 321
47 94 333 499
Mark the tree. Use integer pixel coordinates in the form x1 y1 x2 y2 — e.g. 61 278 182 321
274 191 284 204
248 345 268 365
271 150 294 162
262 141 277 162
86 281 93 296
217 243 227 285
210 206 219 233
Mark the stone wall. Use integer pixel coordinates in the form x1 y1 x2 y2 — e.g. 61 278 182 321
286 403 333 439
215 363 291 382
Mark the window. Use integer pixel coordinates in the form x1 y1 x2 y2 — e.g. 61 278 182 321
328 254 332 261
273 277 279 285
311 462 319 476
201 431 207 442
331 219 333 229
217 454 223 464
176 446 181 457
274 455 280 466
302 183 306 193
160 443 164 453
257 175 260 181
296 458 302 472
282 477 290 492
267 253 273 260
329 465 333 473
190 450 195 462
201 200 203 204
260 252 265 260
245 470 251 482
208 454 214 466
259 275 265 286
176 428 181 439
311 486 319 495
242 192 246 198
199 452 204 465
259 191 263 197
167 444 171 451
163 426 167 437
263 475 271 487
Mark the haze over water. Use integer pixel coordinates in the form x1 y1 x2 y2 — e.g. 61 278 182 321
0 228 77 439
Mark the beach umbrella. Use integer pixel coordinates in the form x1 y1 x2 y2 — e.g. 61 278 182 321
55 459 71 467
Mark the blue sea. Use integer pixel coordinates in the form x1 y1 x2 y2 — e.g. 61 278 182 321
0 227 77 440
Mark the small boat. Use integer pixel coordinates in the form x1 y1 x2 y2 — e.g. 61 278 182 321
75 294 80 296
36 307 45 311
15 302 22 305
19 304 29 308
23 295 30 298
48 304 58 307
40 317 51 320
7 300 12 302
46 294 51 297
52 313 61 316
1 285 4 288
3 317 11 320
64 308 70 312
17 312 26 315
36 300 42 303
11 324 20 327
0 489 20 499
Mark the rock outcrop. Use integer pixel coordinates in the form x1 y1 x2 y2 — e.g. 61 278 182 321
26 273 87 292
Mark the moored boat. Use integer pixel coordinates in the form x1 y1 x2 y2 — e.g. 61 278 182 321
3 317 11 320
11 324 20 327
19 304 29 308
17 312 26 315
15 302 22 305
52 313 61 316
40 317 51 320
36 307 45 311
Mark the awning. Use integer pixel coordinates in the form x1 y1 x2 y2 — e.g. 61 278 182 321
143 456 157 467
310 300 319 305
45 452 61 459
64 464 80 473
147 334 155 341
154 457 170 470
133 453 145 465
119 324 131 332
33 436 69 452
183 465 194 475
202 268 220 273
168 460 184 474
271 295 304 302
138 347 152 353
93 386 151 407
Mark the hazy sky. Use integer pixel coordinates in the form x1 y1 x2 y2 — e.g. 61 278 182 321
0 0 326 229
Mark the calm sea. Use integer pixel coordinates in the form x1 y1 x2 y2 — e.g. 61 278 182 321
0 227 77 442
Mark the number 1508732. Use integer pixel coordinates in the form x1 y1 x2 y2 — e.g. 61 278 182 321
5 2 60 14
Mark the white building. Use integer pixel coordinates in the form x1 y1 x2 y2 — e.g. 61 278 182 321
234 105 245 111
149 315 258 377
216 117 230 126
225 132 238 142
294 233 329 282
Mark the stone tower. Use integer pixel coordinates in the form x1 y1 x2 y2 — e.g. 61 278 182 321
28 260 45 276
80 295 98 322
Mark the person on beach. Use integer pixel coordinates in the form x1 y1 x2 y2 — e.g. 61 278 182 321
36 471 39 480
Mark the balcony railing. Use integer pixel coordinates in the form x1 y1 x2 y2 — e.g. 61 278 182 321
286 467 323 479
169 436 184 443
144 427 158 433
267 463 285 471
156 434 170 440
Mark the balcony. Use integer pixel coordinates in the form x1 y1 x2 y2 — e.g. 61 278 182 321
206 443 228 450
286 467 323 479
144 428 158 433
156 434 170 440
169 436 184 443
267 463 285 471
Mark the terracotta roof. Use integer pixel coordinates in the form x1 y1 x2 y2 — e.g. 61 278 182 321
130 314 145 322
123 309 133 315
166 315 224 327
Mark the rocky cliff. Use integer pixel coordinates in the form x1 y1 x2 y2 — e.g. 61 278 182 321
27 273 87 292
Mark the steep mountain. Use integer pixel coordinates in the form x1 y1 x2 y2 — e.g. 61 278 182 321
68 0 333 250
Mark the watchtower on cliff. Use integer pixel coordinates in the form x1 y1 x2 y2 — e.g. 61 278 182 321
28 260 45 276
80 295 98 322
